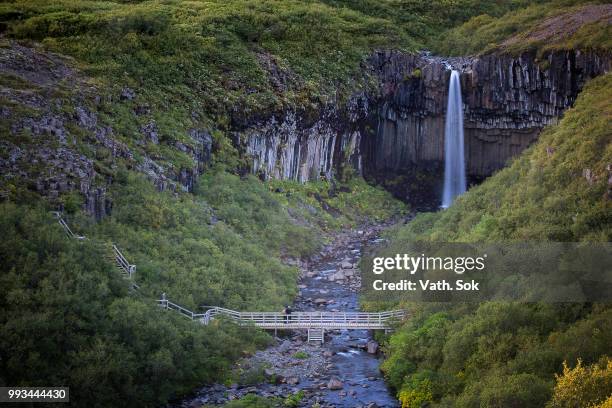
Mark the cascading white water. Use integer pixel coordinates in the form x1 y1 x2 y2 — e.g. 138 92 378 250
441 70 466 208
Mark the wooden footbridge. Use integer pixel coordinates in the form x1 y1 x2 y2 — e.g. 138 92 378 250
53 212 407 343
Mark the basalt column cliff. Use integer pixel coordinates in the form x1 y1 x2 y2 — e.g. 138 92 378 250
244 50 609 207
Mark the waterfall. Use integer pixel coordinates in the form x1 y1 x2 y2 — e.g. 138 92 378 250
441 70 466 208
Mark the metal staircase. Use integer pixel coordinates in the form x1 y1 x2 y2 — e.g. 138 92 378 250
307 328 324 344
53 212 85 240
53 211 138 290
107 244 136 279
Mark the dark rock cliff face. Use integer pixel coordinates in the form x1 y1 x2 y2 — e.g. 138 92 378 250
368 50 609 176
1 42 608 214
242 49 609 207
244 99 369 183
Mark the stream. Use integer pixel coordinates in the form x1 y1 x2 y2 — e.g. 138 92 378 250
175 225 399 408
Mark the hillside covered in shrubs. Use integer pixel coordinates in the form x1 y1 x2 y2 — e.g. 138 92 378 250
378 72 612 408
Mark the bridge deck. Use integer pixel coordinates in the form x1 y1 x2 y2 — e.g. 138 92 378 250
158 300 406 330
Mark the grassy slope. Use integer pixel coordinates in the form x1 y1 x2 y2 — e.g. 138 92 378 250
0 0 548 131
433 0 612 56
0 0 536 193
1 0 414 125
0 202 273 406
378 74 611 407
78 170 407 311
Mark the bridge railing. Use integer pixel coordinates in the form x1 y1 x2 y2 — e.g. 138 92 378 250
159 299 406 329
222 310 406 327
158 299 208 320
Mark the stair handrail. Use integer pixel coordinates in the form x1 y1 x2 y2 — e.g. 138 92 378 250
112 244 136 278
52 211 85 240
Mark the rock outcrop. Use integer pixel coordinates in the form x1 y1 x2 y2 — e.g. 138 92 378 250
244 99 368 182
242 49 610 206
0 42 213 217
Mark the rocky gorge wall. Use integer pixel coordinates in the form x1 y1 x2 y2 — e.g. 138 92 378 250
242 96 370 183
1 42 609 216
242 49 610 206
368 49 610 176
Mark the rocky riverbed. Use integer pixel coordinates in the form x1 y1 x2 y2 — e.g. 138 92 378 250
175 224 400 407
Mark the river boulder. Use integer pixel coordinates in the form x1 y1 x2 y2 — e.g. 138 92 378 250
367 340 379 354
328 377 344 390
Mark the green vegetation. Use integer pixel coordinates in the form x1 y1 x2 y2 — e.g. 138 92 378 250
84 170 315 310
397 374 433 408
283 390 306 407
292 351 309 359
547 358 611 408
434 0 612 56
231 365 268 387
94 169 403 307
270 177 407 229
1 0 610 407
0 202 271 407
0 0 558 131
319 0 544 46
377 74 612 406
93 169 402 310
1 0 413 125
0 165 403 405
212 391 305 408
